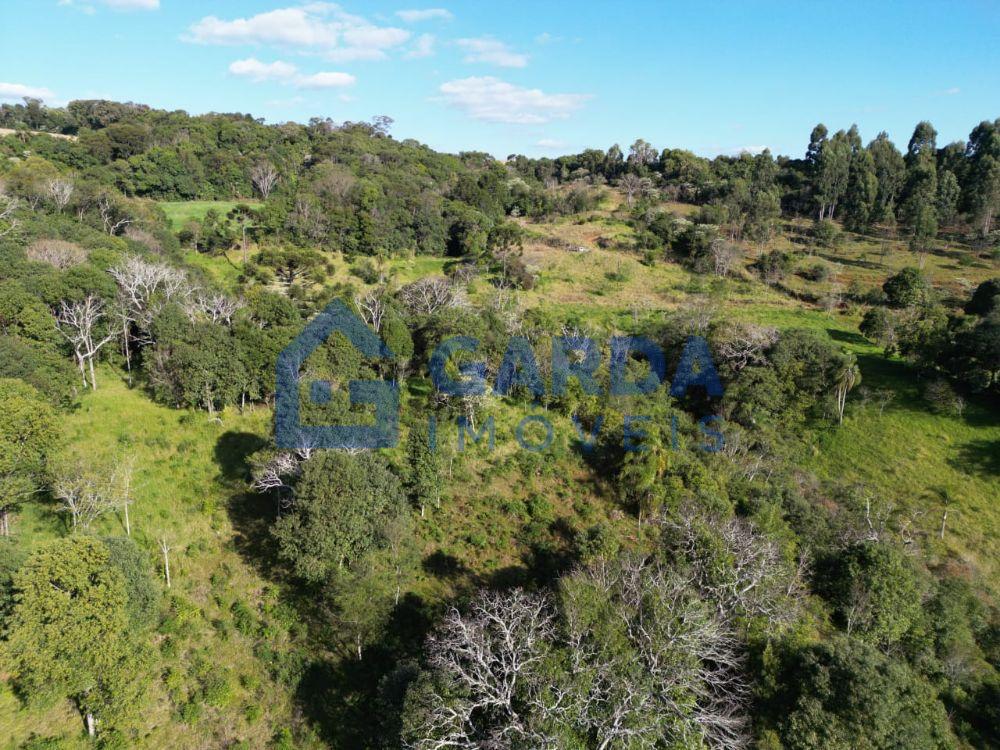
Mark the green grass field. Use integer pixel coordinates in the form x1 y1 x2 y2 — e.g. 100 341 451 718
159 200 259 232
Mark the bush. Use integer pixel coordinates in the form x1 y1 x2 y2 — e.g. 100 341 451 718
812 218 842 248
924 378 966 417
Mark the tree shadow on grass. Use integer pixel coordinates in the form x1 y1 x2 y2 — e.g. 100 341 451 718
827 328 871 348
948 439 1000 477
214 431 268 483
294 592 435 748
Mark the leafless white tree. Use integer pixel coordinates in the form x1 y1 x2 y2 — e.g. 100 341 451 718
355 288 388 333
250 161 280 199
56 295 116 389
618 174 655 207
398 277 457 316
159 537 171 588
26 238 88 269
97 194 132 235
665 507 806 628
716 324 779 372
0 192 19 238
51 463 117 530
109 255 190 338
709 238 741 277
186 292 244 325
46 177 74 212
413 589 556 749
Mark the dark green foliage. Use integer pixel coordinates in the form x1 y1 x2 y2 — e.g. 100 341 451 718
817 540 923 645
102 537 160 629
768 637 956 749
884 266 931 307
272 453 405 583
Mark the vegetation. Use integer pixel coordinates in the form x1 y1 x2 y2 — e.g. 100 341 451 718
0 97 997 749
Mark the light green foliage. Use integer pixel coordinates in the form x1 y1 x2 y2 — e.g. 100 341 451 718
3 537 148 734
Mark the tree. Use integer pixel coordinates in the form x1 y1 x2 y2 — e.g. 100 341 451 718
901 121 939 251
627 138 657 171
814 128 852 220
868 131 906 224
250 161 280 200
0 379 58 536
406 424 441 516
272 452 405 583
884 267 930 308
842 147 878 232
618 174 654 207
51 458 119 530
769 637 955 749
55 295 116 390
819 541 922 644
227 203 258 266
936 170 961 228
46 177 74 213
2 537 148 738
964 119 1000 236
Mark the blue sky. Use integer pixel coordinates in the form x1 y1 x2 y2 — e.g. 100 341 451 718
2 0 998 159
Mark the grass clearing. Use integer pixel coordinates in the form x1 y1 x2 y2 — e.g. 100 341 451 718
159 200 259 232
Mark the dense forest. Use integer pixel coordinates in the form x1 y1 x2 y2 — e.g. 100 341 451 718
0 96 998 749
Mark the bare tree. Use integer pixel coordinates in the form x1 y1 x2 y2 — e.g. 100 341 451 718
355 288 388 333
55 295 116 389
109 255 190 338
51 462 117 530
0 192 18 238
398 277 456 316
716 324 778 372
113 454 135 536
97 194 132 235
46 177 74 212
665 506 805 628
250 161 280 199
709 238 741 277
618 174 655 207
26 238 87 269
413 589 556 749
159 537 171 588
186 292 243 325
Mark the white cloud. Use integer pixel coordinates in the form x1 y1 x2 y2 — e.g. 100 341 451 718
438 77 589 124
456 37 528 68
228 57 355 89
185 5 410 61
727 145 769 156
535 138 567 149
405 33 435 59
940 86 961 96
0 82 56 103
102 0 159 8
60 0 157 10
297 71 356 88
228 58 299 82
396 8 452 22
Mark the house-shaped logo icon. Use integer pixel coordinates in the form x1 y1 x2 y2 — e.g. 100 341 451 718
275 299 398 450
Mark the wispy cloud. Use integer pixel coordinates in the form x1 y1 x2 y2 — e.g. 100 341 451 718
438 77 589 124
405 34 436 59
0 81 56 103
535 138 567 149
60 0 158 10
185 4 410 62
396 8 453 23
228 58 356 88
936 86 961 96
456 37 528 68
